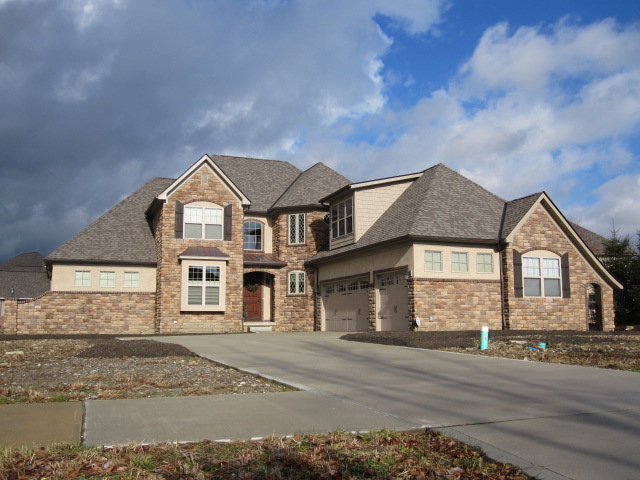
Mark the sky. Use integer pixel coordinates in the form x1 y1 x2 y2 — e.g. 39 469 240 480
1 0 639 262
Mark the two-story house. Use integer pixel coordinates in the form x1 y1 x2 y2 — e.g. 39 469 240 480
1 154 620 335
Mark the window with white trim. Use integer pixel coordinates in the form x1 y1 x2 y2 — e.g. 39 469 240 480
184 206 223 240
74 270 91 287
243 220 263 251
523 256 561 297
331 198 353 239
288 271 305 294
476 253 493 273
123 271 140 288
451 252 469 273
288 213 305 244
188 265 221 306
424 250 443 272
99 271 115 288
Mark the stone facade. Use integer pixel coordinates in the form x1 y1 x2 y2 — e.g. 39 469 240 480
154 165 244 334
0 292 155 334
504 205 615 330
411 278 503 331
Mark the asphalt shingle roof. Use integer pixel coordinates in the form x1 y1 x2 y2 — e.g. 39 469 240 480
570 222 608 256
0 252 50 299
310 164 507 262
47 177 174 265
212 155 302 213
271 163 351 210
500 193 543 239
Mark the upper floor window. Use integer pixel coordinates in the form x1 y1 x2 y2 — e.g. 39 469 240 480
451 252 469 273
243 220 263 251
331 198 353 239
476 253 494 273
184 206 223 240
74 270 90 287
523 256 561 297
424 250 443 272
289 213 305 244
124 271 140 288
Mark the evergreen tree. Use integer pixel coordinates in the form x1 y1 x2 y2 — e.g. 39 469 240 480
601 230 640 326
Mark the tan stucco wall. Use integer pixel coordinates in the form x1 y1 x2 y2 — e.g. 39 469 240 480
318 243 413 284
354 181 412 242
412 243 500 281
51 265 156 292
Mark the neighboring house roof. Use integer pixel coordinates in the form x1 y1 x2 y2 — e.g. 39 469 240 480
212 155 302 213
0 252 50 299
570 222 607 256
47 177 174 265
310 164 506 262
271 163 351 211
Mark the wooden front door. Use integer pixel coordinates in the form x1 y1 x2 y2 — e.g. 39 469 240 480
244 274 263 321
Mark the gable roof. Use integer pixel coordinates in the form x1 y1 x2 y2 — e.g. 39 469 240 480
47 177 173 265
310 164 506 262
0 252 50 299
271 163 351 211
212 155 302 213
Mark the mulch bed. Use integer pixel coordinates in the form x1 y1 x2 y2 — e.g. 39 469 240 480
76 339 197 358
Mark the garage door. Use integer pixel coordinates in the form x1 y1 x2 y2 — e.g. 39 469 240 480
376 271 409 331
323 278 369 331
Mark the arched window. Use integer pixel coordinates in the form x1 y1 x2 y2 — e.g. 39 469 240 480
243 220 263 251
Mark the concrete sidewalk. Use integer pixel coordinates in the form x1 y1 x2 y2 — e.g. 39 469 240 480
0 402 83 447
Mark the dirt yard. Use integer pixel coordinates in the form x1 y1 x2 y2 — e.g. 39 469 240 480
0 337 291 404
342 330 640 372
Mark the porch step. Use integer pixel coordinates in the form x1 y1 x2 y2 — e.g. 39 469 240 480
244 321 276 333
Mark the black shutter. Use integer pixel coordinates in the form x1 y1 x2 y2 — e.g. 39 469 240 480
513 250 523 298
175 201 184 239
224 204 233 241
561 252 571 298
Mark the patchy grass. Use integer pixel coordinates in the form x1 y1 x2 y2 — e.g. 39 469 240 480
0 430 531 479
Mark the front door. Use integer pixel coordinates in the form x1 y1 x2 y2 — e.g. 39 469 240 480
244 273 263 321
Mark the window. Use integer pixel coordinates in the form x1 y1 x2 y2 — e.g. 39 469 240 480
424 251 443 272
331 198 353 239
99 271 115 288
338 283 346 292
184 206 223 240
451 252 469 273
188 266 221 305
74 270 90 286
124 271 140 288
348 281 358 291
288 271 305 294
243 220 263 251
289 213 305 244
477 253 493 273
523 256 561 297
325 285 334 295
359 279 370 290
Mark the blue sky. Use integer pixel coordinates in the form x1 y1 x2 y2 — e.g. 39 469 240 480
1 0 639 262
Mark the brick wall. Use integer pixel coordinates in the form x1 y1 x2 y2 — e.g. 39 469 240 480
412 278 503 331
505 204 615 330
0 292 155 334
272 210 328 331
154 165 244 334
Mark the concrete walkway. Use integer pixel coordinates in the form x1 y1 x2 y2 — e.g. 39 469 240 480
3 332 640 480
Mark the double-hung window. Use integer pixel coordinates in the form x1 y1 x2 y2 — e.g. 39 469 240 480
74 270 91 287
184 206 223 240
451 252 469 273
331 198 353 239
288 271 305 294
243 220 263 251
289 213 305 244
424 251 443 272
188 265 221 306
523 257 561 297
99 271 115 288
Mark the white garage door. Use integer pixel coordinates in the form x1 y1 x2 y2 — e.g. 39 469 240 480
323 278 369 331
376 271 409 331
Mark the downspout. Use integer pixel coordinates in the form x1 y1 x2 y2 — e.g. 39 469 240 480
499 245 507 330
314 266 320 331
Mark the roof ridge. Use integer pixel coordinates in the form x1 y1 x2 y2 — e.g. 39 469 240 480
438 163 507 203
211 153 297 166
507 191 544 203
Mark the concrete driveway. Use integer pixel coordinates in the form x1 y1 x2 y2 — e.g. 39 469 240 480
90 332 640 480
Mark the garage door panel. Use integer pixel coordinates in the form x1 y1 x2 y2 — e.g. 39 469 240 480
323 279 369 332
377 272 409 331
